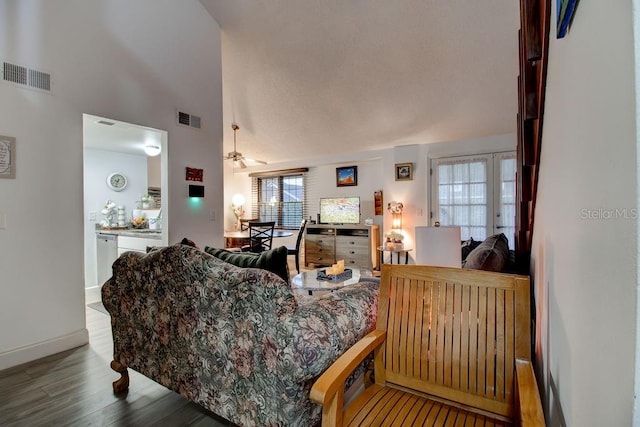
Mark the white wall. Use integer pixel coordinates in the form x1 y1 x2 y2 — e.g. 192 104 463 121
83 148 148 288
223 133 515 260
148 155 161 188
306 159 383 225
531 1 637 425
0 0 223 369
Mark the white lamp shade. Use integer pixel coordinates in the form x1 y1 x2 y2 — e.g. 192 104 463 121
232 193 245 207
415 226 461 267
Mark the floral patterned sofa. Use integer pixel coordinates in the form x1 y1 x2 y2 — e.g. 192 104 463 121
101 244 379 427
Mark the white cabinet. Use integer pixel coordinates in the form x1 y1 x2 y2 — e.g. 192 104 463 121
305 224 379 270
117 236 160 256
96 233 118 286
305 227 336 267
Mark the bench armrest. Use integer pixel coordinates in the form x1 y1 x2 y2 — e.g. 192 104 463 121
515 359 545 427
310 330 386 426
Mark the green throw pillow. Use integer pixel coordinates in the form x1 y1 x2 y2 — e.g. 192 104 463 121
204 245 290 284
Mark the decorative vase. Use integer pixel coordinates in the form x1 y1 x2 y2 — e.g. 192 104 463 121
117 206 126 227
393 242 404 251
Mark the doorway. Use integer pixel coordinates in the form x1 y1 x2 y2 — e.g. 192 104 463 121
430 151 517 249
82 114 169 289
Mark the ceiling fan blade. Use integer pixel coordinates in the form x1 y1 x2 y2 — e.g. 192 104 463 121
236 158 247 169
244 157 267 165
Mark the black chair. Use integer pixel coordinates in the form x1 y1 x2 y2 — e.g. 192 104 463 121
239 218 259 231
242 221 275 253
287 219 308 274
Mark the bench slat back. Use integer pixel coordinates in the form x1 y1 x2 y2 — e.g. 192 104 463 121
376 265 531 418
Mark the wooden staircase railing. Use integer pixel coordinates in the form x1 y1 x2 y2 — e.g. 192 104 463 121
515 0 551 271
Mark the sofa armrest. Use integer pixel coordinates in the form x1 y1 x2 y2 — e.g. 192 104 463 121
278 281 379 382
515 359 545 427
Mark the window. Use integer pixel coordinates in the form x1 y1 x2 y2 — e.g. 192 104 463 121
431 152 516 249
251 170 307 229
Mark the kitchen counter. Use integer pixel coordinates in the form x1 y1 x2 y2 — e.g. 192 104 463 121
96 228 162 240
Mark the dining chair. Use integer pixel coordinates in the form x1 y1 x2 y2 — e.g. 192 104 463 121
242 221 275 253
287 219 308 273
239 218 259 231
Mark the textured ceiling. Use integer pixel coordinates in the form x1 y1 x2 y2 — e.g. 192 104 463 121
200 0 520 166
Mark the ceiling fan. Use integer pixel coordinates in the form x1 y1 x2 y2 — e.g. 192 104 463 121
224 124 267 168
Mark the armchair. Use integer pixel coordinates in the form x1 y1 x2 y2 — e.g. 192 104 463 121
311 264 545 426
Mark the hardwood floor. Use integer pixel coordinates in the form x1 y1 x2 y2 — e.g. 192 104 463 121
0 288 233 426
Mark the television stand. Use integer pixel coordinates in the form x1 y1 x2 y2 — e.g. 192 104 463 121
304 224 380 270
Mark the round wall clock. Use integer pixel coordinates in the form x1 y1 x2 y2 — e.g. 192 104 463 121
107 172 128 192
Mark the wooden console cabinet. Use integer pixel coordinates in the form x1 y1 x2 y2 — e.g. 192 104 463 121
305 224 379 270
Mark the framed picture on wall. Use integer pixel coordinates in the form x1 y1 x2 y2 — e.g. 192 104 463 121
557 0 580 38
0 135 16 179
395 163 413 181
336 165 357 187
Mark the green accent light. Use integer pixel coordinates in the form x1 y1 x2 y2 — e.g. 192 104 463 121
189 197 203 209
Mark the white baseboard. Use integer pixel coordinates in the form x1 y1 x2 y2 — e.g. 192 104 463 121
0 329 89 371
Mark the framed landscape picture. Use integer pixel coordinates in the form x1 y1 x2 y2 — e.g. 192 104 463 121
395 163 413 181
336 166 357 187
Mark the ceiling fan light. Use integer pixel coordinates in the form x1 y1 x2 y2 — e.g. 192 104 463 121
144 144 161 156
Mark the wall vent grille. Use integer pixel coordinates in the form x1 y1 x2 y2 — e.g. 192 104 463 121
28 69 51 91
2 61 51 92
176 109 202 129
3 62 27 85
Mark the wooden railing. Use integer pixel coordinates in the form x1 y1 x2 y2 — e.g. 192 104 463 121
515 0 551 270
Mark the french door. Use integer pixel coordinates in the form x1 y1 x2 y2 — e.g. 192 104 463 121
430 152 516 249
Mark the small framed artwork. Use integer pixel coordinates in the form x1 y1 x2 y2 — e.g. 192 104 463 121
557 0 580 38
0 135 16 179
186 167 203 182
374 190 383 215
336 165 357 187
395 163 413 181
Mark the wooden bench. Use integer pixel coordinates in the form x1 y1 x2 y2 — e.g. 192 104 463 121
311 265 545 426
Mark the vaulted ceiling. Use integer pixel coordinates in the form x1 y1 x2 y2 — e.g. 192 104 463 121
200 0 520 166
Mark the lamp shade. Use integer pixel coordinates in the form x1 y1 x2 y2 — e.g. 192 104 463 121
232 193 245 207
391 212 402 229
415 226 461 267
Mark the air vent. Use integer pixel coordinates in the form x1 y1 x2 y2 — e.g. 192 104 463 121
2 61 51 92
28 69 51 91
176 109 202 129
3 62 27 85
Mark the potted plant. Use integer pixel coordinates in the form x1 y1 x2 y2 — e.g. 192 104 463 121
139 194 154 209
232 204 245 231
384 230 404 251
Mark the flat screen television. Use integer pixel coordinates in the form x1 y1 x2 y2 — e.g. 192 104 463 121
319 196 360 224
